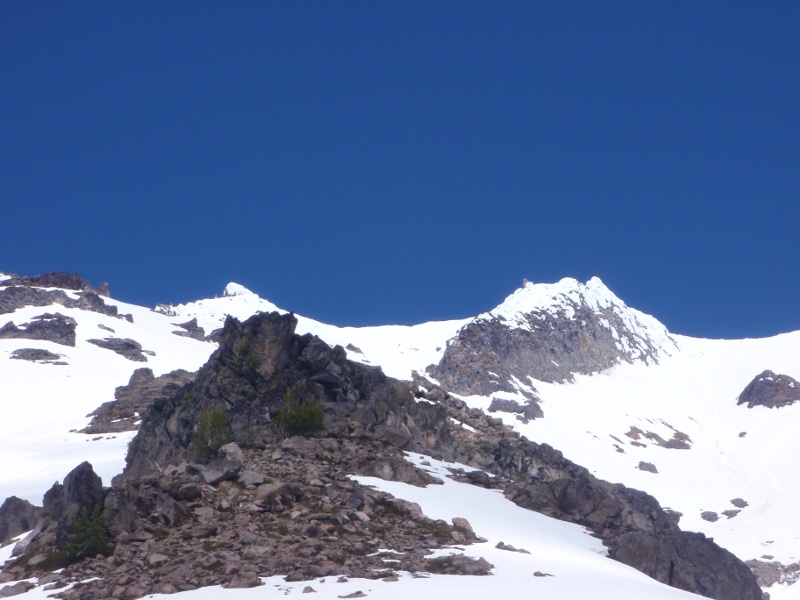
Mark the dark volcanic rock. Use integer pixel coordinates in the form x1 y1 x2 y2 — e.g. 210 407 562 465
737 370 800 408
0 273 119 322
609 531 761 600
172 318 206 341
122 312 452 480
0 287 118 319
15 462 105 556
0 313 77 346
493 436 760 600
9 348 64 363
488 397 543 421
87 337 152 362
427 283 675 397
0 497 42 545
82 368 196 434
0 272 103 294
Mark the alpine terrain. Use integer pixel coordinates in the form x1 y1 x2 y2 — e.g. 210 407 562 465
0 271 796 599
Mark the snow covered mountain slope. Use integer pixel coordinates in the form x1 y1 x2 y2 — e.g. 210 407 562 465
0 272 797 598
153 276 800 596
0 279 215 503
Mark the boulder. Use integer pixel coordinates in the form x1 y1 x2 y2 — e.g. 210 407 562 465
0 496 42 545
87 337 151 362
737 370 800 408
0 313 77 346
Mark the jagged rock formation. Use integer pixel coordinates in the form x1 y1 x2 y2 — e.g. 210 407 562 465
427 278 677 400
122 312 451 480
0 272 108 296
487 397 543 421
3 311 760 600
0 284 127 320
171 318 207 341
737 370 800 408
0 497 42 546
0 313 77 346
86 338 153 362
82 368 197 434
12 462 105 561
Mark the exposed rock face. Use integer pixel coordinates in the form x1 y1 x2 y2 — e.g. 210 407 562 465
0 287 120 318
122 312 451 480
426 387 761 600
427 278 677 398
11 437 480 598
609 531 760 600
0 313 77 346
737 370 800 408
0 497 42 545
487 397 543 421
172 318 206 341
747 558 800 589
81 368 197 434
87 337 152 362
15 462 105 557
0 273 106 294
9 348 65 364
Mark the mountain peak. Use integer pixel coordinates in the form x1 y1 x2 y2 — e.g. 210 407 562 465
222 282 255 297
490 276 623 321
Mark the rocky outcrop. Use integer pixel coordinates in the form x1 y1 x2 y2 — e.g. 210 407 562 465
747 558 800 589
9 348 65 364
0 272 107 295
488 397 543 421
0 313 77 346
172 318 206 341
13 462 105 559
6 438 479 597
609 531 761 600
0 273 126 323
421 387 761 600
427 280 677 398
81 368 197 434
122 312 451 480
737 370 800 408
87 338 153 362
0 287 122 319
0 497 42 546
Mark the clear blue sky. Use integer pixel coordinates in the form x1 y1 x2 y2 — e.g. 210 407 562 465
2 2 799 338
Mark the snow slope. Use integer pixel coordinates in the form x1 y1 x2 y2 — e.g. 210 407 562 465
0 290 215 503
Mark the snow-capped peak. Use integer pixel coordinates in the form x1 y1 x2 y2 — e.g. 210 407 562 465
483 276 678 364
223 282 255 297
489 276 622 319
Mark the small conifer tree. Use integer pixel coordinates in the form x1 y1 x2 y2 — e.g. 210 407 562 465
65 505 111 562
275 388 325 436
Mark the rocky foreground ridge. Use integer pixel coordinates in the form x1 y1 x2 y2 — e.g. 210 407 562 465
0 310 761 600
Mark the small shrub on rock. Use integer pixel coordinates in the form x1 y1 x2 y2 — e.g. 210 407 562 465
275 388 325 436
191 406 233 458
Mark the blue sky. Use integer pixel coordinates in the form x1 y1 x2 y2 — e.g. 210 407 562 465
1 2 798 338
